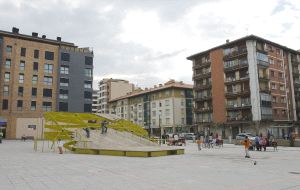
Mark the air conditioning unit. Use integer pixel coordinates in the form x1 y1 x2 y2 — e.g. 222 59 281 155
234 104 237 107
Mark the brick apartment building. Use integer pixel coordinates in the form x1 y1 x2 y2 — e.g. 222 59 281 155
0 27 93 139
188 35 300 139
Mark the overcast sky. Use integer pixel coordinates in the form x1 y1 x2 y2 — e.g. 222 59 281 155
1 0 300 89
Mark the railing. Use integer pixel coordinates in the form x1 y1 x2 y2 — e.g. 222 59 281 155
223 48 247 60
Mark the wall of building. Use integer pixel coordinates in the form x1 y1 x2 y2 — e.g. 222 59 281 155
15 117 43 139
57 49 93 112
110 81 134 100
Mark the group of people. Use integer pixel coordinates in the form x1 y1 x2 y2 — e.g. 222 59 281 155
196 133 222 150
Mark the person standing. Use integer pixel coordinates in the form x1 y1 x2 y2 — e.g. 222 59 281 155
57 139 64 154
196 138 202 151
242 136 251 158
0 130 3 144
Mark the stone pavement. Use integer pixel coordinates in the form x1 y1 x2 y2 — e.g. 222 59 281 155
0 140 300 190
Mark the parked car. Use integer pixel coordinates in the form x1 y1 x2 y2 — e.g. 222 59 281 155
236 133 256 142
183 133 196 141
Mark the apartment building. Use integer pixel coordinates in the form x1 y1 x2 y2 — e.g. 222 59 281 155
188 35 300 139
98 78 134 114
109 80 193 135
0 27 93 139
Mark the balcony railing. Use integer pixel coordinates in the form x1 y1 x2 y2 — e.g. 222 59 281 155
194 95 212 101
223 48 247 60
194 83 212 90
225 90 250 97
224 76 249 84
226 103 251 110
224 62 248 72
260 87 270 93
194 107 213 113
257 60 269 67
291 60 300 65
193 61 211 69
227 116 252 122
193 72 211 79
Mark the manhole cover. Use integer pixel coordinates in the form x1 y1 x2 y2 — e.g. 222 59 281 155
289 172 300 175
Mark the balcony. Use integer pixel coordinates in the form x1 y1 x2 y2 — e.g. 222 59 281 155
258 75 269 81
257 60 269 67
226 103 251 110
260 87 270 93
193 61 211 69
293 70 300 77
226 115 252 123
224 76 249 84
194 107 213 113
225 90 250 97
193 72 211 80
194 95 212 101
194 84 212 91
224 62 248 73
291 59 300 66
223 48 247 61
294 79 300 87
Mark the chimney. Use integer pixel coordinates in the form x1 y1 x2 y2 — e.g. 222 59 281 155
42 35 46 39
159 84 163 87
226 39 230 43
12 27 19 34
57 37 61 41
154 85 157 88
32 32 38 37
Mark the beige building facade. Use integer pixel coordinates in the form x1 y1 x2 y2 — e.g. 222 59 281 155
109 80 193 135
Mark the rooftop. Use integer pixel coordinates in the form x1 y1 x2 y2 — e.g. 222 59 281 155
187 34 300 60
0 27 75 47
110 79 193 102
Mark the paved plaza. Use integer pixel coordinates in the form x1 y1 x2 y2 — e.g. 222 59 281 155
0 140 300 190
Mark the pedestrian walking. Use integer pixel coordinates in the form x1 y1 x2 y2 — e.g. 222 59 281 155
57 139 64 154
196 138 202 151
242 136 251 158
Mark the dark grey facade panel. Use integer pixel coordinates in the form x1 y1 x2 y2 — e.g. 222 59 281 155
57 49 93 112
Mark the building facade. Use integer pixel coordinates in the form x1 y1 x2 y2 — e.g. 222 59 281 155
188 35 300 139
92 90 100 113
109 80 193 135
98 78 134 114
0 27 93 139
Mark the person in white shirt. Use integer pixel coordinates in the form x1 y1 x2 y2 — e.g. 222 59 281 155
57 139 64 154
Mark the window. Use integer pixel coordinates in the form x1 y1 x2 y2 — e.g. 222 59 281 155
31 101 36 111
159 102 162 107
152 111 156 116
181 118 185 124
3 86 9 96
33 62 38 71
2 99 8 110
34 49 39 59
85 56 93 65
166 118 170 124
84 91 92 100
60 66 69 74
19 61 25 71
45 51 54 60
18 87 24 97
84 104 92 112
84 68 92 77
44 76 53 86
165 109 170 116
19 74 24 83
20 47 26 57
84 81 92 88
279 72 284 79
268 58 274 64
280 85 285 91
165 100 170 106
43 89 52 98
59 89 68 99
61 53 70 61
270 70 275 77
5 59 11 69
42 102 52 111
152 102 156 108
272 96 276 103
60 78 69 87
32 88 37 97
17 100 23 111
6 45 12 53
271 83 276 90
44 64 53 74
4 72 10 82
59 102 68 111
281 97 286 103
32 75 38 84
